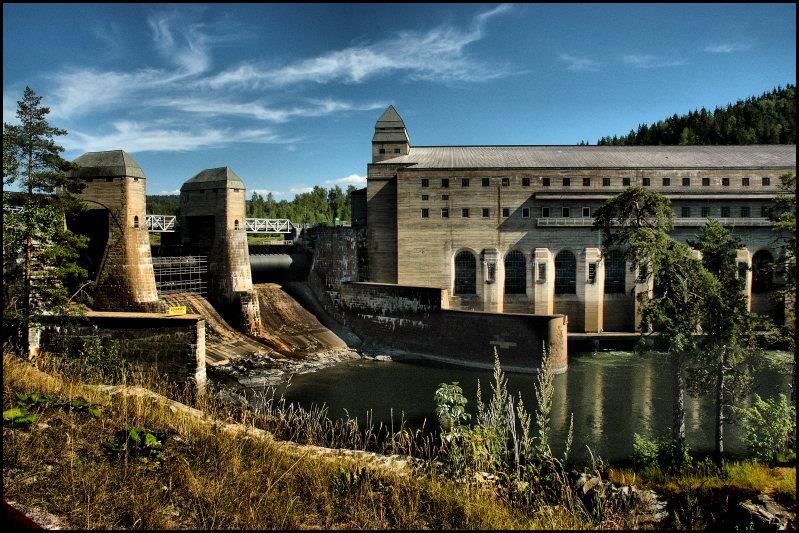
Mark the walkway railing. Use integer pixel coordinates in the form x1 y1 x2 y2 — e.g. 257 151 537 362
537 217 775 227
145 214 176 232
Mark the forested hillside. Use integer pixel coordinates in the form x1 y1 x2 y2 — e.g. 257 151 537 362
596 85 795 146
146 184 357 224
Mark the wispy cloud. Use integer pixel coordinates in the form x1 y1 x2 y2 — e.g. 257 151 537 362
289 186 314 195
326 173 367 187
250 188 285 198
559 54 602 72
704 43 751 54
156 97 386 122
63 121 291 153
205 4 517 89
622 54 687 69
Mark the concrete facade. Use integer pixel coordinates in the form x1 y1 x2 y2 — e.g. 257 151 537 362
69 150 161 311
365 107 795 332
178 167 261 333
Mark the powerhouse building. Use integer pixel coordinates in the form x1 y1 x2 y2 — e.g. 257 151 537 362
365 106 796 332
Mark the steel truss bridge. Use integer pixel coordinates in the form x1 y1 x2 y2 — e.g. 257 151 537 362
144 215 297 234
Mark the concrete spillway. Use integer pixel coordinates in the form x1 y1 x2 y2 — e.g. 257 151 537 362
248 244 311 282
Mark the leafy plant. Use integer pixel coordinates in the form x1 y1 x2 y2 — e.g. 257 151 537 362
735 393 796 462
631 433 659 469
3 406 37 426
102 426 167 468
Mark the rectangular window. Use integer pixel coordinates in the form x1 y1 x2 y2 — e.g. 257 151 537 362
701 206 710 218
442 194 449 200
461 178 470 187
582 207 591 217
662 177 671 186
681 206 691 218
721 206 730 217
740 206 750 218
760 206 769 218
502 207 510 217
742 177 750 187
583 177 591 187
379 148 386 154
421 194 429 201
421 208 429 218
542 177 551 187
682 177 690 186
394 148 401 154
762 176 771 186
522 207 530 218
538 263 546 281
441 178 449 188
622 177 631 186
482 177 490 187
441 208 449 218
702 177 710 186
542 207 551 217
501 177 510 186
421 178 429 187
562 207 571 217
522 177 530 187
642 177 651 186
588 263 597 283
563 177 571 187
722 177 730 186
602 177 611 187
461 208 470 218
482 208 490 218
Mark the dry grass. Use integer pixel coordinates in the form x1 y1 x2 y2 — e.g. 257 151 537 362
3 354 610 530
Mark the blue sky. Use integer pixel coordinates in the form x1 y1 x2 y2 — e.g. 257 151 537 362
3 3 795 198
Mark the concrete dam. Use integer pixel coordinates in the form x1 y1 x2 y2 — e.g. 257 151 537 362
52 150 568 392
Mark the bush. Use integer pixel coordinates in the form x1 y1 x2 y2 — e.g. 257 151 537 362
735 393 796 462
631 433 658 469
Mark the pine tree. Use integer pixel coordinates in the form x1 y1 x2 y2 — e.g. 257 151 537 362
2 86 88 355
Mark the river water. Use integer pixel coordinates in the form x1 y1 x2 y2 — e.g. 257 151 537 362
249 350 792 463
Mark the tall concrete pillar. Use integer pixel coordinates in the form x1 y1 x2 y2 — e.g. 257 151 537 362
179 167 262 333
69 150 161 312
533 248 555 315
481 248 503 313
583 247 605 333
736 248 753 311
634 265 654 332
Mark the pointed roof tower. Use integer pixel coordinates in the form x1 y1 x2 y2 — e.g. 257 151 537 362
372 105 410 162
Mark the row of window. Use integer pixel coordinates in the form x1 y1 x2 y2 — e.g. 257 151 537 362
421 205 767 219
452 249 776 296
420 176 773 188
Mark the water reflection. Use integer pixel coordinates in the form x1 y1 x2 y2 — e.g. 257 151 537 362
251 350 791 463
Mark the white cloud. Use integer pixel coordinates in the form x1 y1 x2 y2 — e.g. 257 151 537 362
559 54 602 72
156 189 181 195
326 173 367 187
3 92 19 123
289 186 314 195
250 188 285 198
622 54 687 69
204 4 516 89
704 43 751 54
63 120 290 153
156 97 385 122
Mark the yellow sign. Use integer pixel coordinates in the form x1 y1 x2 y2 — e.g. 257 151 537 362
167 306 187 316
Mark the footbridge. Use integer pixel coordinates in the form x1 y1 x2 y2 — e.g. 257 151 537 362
145 214 299 235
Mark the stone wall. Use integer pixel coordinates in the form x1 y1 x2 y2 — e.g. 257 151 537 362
338 282 567 373
41 313 206 393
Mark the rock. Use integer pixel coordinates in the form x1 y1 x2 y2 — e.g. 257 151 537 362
374 355 392 362
739 494 796 531
6 500 63 530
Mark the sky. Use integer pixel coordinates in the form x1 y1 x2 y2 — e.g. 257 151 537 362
3 3 796 198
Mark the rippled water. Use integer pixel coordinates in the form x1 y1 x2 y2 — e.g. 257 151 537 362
248 350 792 462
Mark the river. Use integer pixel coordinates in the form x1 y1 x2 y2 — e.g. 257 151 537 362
246 350 792 463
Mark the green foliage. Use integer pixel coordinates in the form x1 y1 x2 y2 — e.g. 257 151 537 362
434 382 470 440
246 184 359 225
2 86 88 353
735 394 796 462
597 85 795 145
631 433 659 469
50 325 129 383
102 426 167 468
3 406 37 426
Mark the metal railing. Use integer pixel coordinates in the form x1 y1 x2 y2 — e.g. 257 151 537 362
537 217 776 227
152 255 208 295
145 214 176 232
244 218 295 234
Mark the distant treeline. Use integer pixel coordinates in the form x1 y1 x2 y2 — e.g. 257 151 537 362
146 184 359 224
596 85 795 146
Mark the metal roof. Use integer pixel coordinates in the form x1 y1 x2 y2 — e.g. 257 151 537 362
182 166 245 191
374 105 406 129
374 145 796 169
70 150 145 179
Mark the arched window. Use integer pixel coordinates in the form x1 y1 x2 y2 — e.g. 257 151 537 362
234 219 240 230
133 215 139 228
604 249 626 294
752 250 774 293
555 250 577 294
504 250 526 294
454 251 476 295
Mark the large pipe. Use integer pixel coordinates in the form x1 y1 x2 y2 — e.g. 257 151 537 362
249 252 311 281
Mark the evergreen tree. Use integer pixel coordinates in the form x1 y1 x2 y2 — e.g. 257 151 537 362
2 86 88 355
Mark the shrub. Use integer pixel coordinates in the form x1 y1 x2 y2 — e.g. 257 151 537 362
735 393 796 462
631 433 659 469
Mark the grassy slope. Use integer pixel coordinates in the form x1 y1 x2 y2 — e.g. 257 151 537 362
2 354 586 530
